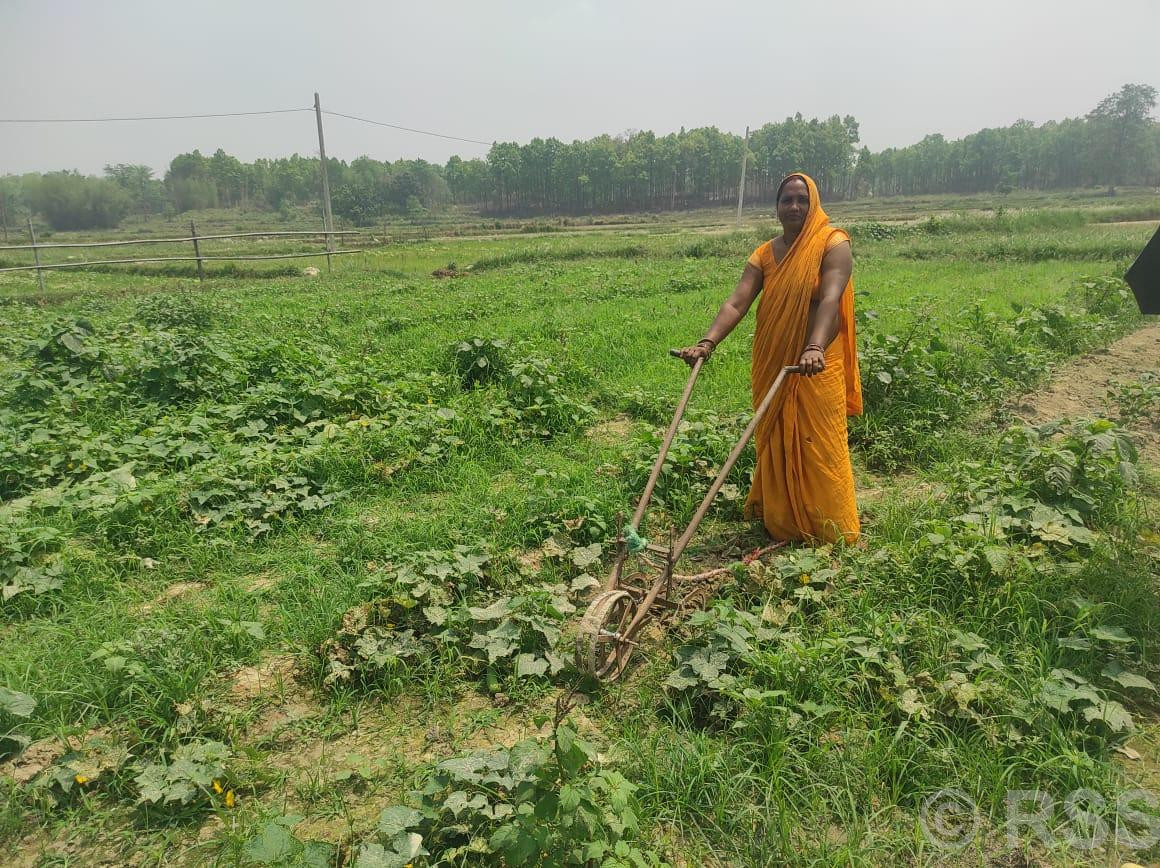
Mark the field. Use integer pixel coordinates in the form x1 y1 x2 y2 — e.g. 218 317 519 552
1 192 1159 866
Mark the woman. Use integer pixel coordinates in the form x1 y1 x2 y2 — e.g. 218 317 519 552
677 173 862 544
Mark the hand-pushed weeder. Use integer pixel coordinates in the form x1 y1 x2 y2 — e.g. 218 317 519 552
575 352 801 681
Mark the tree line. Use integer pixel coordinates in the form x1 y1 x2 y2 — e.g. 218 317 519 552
1 84 1155 233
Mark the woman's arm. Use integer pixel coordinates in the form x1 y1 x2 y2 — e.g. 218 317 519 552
799 241 852 376
676 262 763 366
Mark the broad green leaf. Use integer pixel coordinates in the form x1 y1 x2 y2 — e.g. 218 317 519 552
473 631 518 663
541 536 569 559
559 783 581 814
1091 625 1133 644
242 821 298 864
488 823 522 855
897 688 926 717
483 802 516 821
544 651 566 674
299 842 337 868
1041 675 1098 713
664 669 699 691
798 700 841 717
1082 701 1134 732
454 551 489 575
982 545 1011 574
443 789 469 815
951 631 987 652
351 842 393 868
571 573 600 592
515 653 549 677
508 739 550 780
388 832 425 862
469 599 511 621
437 755 488 782
59 332 86 355
0 687 36 719
570 542 603 569
1102 664 1156 692
377 805 422 838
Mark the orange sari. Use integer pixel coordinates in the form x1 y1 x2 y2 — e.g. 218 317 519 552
742 173 862 544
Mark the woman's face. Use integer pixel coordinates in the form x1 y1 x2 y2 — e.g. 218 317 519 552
777 177 809 232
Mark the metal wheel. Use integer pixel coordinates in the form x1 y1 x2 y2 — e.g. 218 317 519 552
575 589 639 681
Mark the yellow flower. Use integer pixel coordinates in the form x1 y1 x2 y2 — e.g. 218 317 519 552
212 779 223 794
799 573 811 585
74 774 89 785
225 789 236 809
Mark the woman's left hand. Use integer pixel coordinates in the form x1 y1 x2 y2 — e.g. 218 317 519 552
798 347 826 376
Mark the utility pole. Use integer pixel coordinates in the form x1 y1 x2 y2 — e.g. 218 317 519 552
314 91 336 271
736 126 749 224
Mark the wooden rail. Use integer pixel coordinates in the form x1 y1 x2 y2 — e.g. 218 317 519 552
0 249 368 273
0 230 363 252
0 225 369 285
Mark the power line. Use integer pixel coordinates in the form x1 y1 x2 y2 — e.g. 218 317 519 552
321 109 493 146
1 105 495 146
0 108 313 123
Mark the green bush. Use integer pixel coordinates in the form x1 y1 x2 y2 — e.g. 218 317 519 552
452 336 510 389
24 171 129 230
361 723 660 866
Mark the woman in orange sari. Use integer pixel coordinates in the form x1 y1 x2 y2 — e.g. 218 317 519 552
677 173 862 544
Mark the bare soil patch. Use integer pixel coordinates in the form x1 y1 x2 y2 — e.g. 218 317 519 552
228 653 301 702
0 737 68 786
1009 320 1160 463
137 580 206 614
516 547 544 575
0 726 118 788
243 571 282 594
587 414 635 445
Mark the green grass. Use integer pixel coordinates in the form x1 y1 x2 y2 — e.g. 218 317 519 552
0 193 1158 865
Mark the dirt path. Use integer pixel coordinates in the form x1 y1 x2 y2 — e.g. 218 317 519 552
1010 319 1160 815
1010 319 1160 463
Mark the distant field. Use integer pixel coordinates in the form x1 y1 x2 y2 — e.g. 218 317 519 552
1 194 1158 865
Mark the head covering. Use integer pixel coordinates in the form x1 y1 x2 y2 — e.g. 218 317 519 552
742 172 862 543
752 172 861 416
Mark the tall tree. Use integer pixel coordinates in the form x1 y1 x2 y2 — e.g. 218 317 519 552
1087 83 1158 191
104 164 164 217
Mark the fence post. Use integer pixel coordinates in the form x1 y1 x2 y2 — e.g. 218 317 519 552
190 220 205 283
27 217 45 292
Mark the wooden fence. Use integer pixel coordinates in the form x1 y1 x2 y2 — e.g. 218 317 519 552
0 220 368 289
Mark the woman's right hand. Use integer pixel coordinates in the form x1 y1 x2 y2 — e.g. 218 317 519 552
675 343 713 367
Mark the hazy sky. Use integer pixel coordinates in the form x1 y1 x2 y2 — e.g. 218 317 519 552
2 0 1157 177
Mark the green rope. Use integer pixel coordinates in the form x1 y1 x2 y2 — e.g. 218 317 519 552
624 524 648 553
